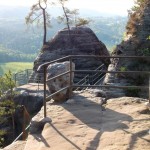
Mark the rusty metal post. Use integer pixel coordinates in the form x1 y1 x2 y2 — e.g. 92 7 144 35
69 57 73 98
26 69 29 83
14 73 17 85
43 66 47 118
22 107 25 140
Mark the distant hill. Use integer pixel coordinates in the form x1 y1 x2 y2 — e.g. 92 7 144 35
0 6 127 62
0 46 35 62
0 5 122 19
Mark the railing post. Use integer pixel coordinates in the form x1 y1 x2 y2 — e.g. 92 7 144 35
43 66 47 118
69 57 73 98
26 69 29 83
14 73 17 85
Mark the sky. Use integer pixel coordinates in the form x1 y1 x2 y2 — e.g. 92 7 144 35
0 0 135 16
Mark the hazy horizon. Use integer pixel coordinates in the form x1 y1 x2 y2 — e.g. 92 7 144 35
0 0 135 17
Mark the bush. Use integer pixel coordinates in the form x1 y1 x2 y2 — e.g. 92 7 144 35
0 71 16 147
125 88 141 97
137 48 150 56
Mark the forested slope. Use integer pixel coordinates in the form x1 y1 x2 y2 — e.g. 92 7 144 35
0 6 127 62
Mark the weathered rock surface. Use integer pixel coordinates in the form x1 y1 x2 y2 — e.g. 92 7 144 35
31 26 110 83
23 91 150 150
29 117 52 134
103 60 126 98
14 94 43 115
46 61 75 102
1 141 26 150
12 94 43 139
104 1 150 98
113 0 150 58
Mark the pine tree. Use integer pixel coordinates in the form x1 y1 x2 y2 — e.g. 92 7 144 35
25 0 53 45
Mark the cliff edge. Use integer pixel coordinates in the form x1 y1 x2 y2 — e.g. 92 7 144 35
3 90 149 150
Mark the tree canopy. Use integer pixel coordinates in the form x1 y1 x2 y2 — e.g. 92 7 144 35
25 0 52 45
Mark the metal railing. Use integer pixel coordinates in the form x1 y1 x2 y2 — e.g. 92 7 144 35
74 74 90 91
74 64 105 90
14 69 33 86
37 55 150 118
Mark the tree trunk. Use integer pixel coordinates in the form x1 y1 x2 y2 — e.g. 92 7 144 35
61 5 71 39
43 9 47 45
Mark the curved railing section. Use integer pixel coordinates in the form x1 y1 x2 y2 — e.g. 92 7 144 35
37 55 150 118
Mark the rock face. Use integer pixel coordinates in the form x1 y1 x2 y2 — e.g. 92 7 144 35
46 61 75 102
31 26 110 83
13 94 43 138
104 1 150 98
13 94 43 115
113 0 150 57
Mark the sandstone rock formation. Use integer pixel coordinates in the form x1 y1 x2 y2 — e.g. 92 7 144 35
13 94 43 139
104 0 150 98
46 61 75 102
14 94 43 115
1 141 26 150
113 0 150 58
23 91 150 150
31 26 110 83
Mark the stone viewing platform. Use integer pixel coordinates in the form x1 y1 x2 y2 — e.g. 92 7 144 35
3 90 149 150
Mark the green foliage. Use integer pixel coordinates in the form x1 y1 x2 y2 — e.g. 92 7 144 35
88 17 127 49
57 5 90 28
25 0 51 27
125 88 141 97
0 130 6 147
137 48 150 56
76 18 91 27
126 0 149 36
131 0 148 12
0 71 17 147
0 100 16 115
0 62 33 76
0 46 36 62
0 16 126 61
0 71 15 97
119 66 127 72
25 0 54 44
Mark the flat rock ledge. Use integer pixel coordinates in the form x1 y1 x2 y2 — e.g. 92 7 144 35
24 91 149 150
3 91 150 150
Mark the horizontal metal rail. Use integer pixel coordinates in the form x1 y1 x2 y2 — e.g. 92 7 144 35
37 55 150 70
37 56 70 71
73 70 150 74
73 84 149 89
37 55 150 118
46 71 70 82
46 86 70 100
69 55 150 59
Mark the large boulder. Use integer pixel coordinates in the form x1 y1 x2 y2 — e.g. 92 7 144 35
46 61 75 102
31 26 110 83
13 95 43 114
